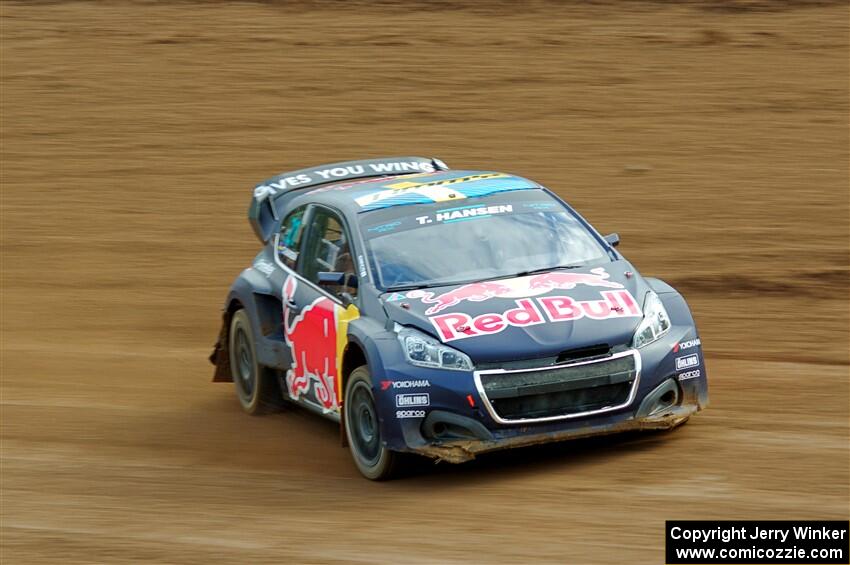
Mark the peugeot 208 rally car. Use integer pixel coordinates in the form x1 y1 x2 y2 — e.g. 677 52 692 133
210 156 708 480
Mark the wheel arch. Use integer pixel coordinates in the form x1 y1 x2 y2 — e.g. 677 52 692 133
210 265 271 377
341 340 368 397
210 295 247 382
338 330 388 447
341 319 390 390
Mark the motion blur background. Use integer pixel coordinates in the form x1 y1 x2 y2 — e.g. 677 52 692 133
1 1 848 563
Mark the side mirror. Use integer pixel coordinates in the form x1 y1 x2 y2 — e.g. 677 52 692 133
317 273 358 307
317 271 359 289
603 233 620 248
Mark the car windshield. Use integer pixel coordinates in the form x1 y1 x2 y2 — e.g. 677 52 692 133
360 189 611 290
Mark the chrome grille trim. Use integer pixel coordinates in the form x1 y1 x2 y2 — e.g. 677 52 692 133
473 349 642 425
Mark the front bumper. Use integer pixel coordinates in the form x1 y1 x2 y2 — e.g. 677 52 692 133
372 324 709 462
409 403 697 464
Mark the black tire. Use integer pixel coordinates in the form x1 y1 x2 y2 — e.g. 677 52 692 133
229 309 282 415
344 365 400 480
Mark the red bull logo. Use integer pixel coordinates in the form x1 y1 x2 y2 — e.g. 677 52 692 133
282 276 359 412
407 267 624 315
408 281 514 315
431 290 641 342
527 268 623 292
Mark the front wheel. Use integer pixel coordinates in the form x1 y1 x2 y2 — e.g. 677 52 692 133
344 365 400 480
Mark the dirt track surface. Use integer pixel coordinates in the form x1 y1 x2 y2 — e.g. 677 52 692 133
2 2 848 563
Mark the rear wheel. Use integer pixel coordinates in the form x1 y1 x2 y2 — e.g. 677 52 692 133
229 309 282 415
344 365 400 480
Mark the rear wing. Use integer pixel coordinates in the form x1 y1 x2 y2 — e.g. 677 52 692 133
248 156 449 242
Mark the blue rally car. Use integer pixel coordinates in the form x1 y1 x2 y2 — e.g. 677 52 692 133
210 156 709 480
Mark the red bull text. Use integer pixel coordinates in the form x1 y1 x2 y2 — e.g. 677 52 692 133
431 290 641 342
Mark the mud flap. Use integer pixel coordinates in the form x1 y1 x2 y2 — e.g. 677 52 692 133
210 314 233 382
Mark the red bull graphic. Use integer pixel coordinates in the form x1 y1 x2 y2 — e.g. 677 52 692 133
431 290 641 342
527 267 623 292
408 281 514 315
282 276 359 412
407 267 624 315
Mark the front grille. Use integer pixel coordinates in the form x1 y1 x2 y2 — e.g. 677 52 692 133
476 351 638 423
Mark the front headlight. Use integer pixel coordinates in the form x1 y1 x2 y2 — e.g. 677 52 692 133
396 325 473 371
632 291 671 348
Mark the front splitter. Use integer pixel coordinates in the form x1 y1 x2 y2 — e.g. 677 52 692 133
407 405 698 464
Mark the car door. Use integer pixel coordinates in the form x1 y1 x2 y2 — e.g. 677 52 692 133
245 204 308 373
279 204 360 417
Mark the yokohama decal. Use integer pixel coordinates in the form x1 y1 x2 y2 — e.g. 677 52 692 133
431 290 641 342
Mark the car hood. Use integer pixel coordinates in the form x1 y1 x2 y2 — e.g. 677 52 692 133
382 261 649 363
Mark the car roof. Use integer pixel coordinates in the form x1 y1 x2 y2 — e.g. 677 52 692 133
287 169 542 218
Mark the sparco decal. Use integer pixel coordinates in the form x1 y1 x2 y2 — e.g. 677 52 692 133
678 369 701 381
380 379 431 391
395 393 430 408
675 354 700 371
673 337 701 353
431 290 641 342
408 267 624 315
396 409 426 419
282 276 359 412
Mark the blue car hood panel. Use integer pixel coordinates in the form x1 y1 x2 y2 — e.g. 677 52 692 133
383 261 649 363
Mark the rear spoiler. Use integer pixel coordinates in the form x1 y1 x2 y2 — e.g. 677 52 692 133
248 156 449 243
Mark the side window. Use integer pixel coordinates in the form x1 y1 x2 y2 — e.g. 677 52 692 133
300 208 358 298
277 207 306 269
